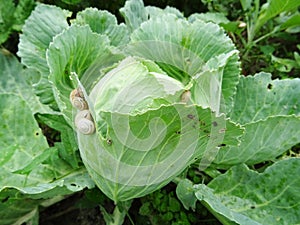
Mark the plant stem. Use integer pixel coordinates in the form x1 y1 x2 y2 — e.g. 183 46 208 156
106 200 133 225
253 30 276 45
109 205 126 225
244 0 261 58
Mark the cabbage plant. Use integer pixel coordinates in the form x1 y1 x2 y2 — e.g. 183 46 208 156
0 0 298 224
17 0 244 202
46 1 240 202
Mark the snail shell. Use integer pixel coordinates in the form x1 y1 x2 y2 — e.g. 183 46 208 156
72 96 88 110
70 88 88 110
75 110 95 135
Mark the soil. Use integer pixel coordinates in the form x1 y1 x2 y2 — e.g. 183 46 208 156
39 192 106 225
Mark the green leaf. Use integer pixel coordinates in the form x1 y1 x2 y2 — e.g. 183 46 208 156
240 0 253 11
271 54 299 72
195 158 300 225
0 93 49 172
13 147 58 175
213 72 300 166
176 179 197 211
0 93 94 195
73 8 129 46
119 0 183 33
17 4 71 105
47 25 124 126
255 0 300 33
36 114 80 168
191 50 239 114
295 52 300 66
126 15 240 113
119 0 148 32
0 190 41 225
12 0 36 31
214 115 300 166
146 5 183 19
0 0 35 43
229 72 300 124
0 52 55 114
0 0 15 44
278 12 300 32
188 12 230 24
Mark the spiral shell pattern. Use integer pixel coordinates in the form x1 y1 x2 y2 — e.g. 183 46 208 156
70 88 88 110
75 110 95 135
72 96 88 110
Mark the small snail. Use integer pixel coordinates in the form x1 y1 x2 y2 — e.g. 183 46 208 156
180 90 191 103
75 110 95 135
70 88 88 110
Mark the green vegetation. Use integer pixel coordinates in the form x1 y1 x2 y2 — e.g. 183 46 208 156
0 0 299 224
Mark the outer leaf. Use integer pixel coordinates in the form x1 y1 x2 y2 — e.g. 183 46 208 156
176 179 197 211
229 72 300 124
0 52 55 114
47 25 124 126
119 0 148 32
0 93 48 172
0 190 41 225
73 8 129 46
213 72 300 166
0 92 94 202
119 0 183 32
195 158 300 225
255 0 300 33
17 4 71 105
214 115 300 166
145 6 183 19
188 12 230 24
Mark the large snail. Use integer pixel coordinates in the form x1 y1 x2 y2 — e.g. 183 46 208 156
70 87 88 110
75 110 95 135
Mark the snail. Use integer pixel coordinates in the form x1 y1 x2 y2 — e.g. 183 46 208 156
180 90 191 103
70 88 88 110
75 110 95 135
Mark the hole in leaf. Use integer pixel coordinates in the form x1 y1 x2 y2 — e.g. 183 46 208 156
267 83 273 90
219 128 226 133
187 114 195 119
107 139 113 145
212 121 218 127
